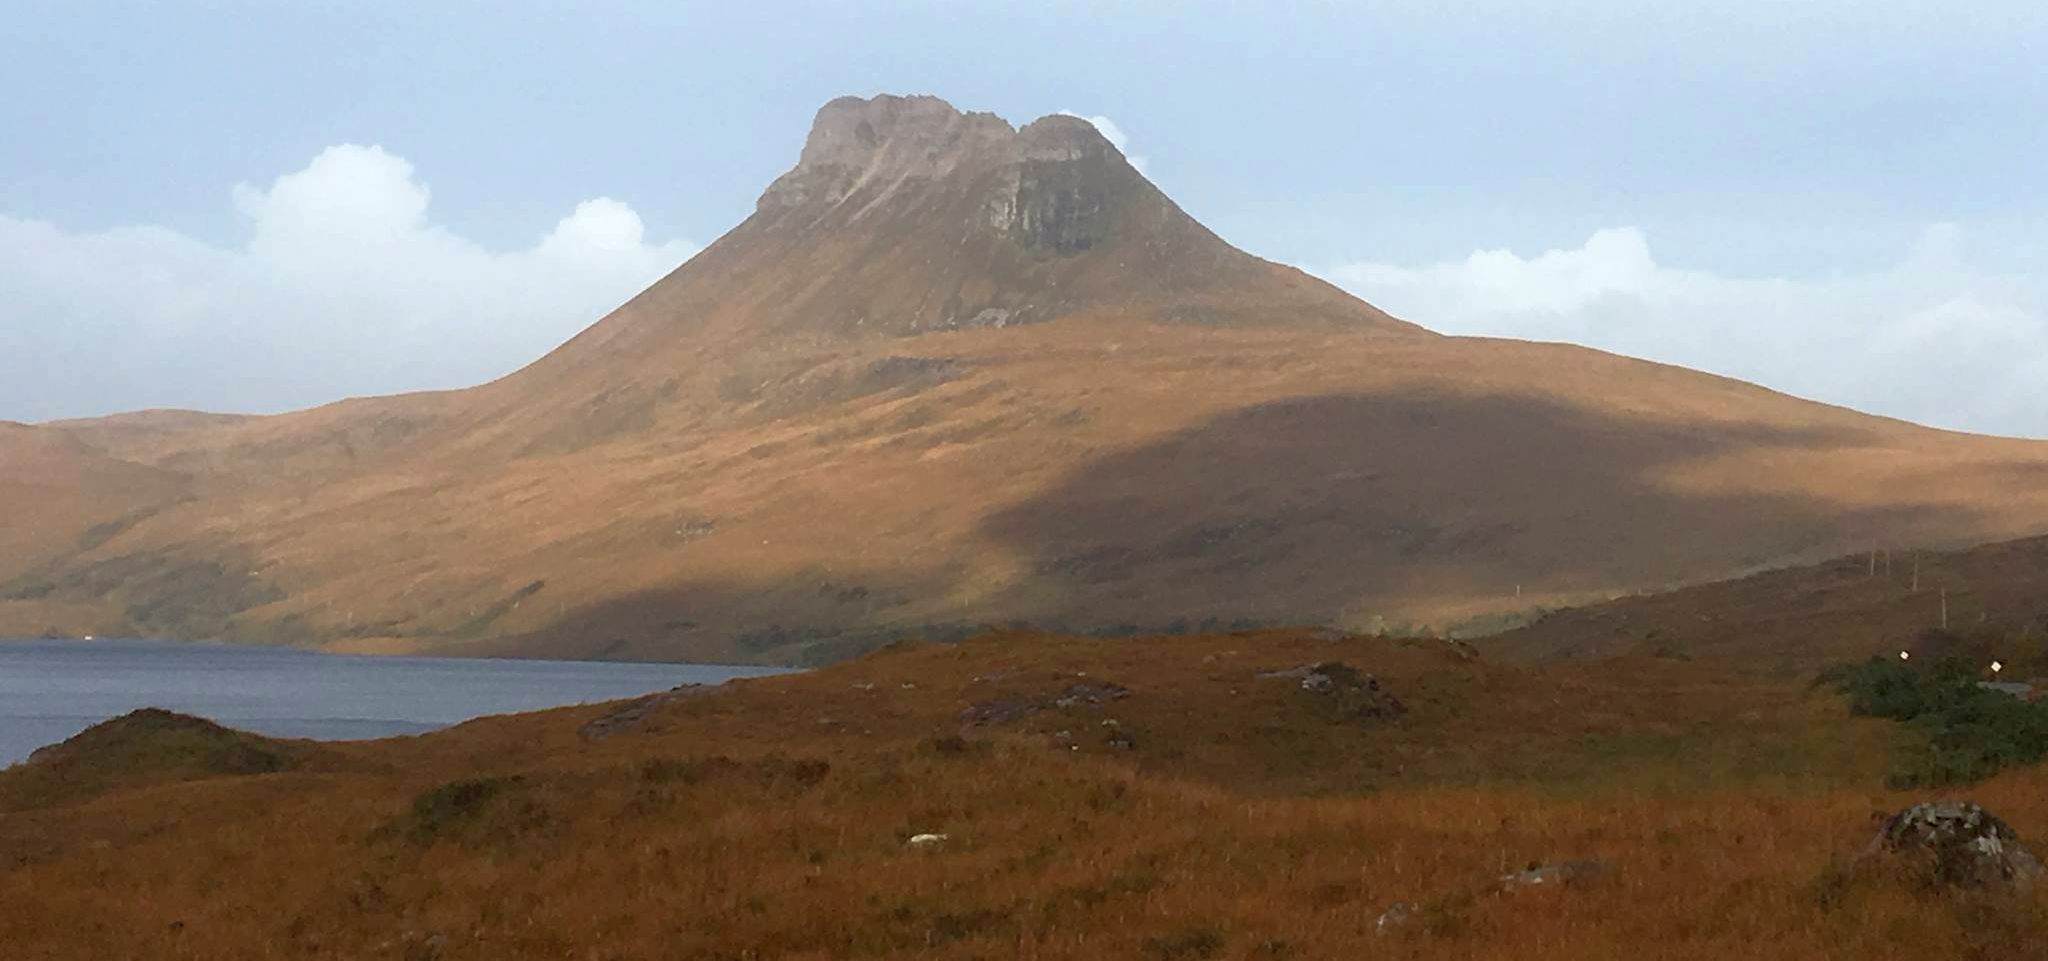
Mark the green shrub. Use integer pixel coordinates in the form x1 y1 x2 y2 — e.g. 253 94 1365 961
1828 655 2048 786
380 776 544 846
1144 927 1225 960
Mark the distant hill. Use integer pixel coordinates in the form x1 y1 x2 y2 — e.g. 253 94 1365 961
8 93 2048 662
1486 533 2048 673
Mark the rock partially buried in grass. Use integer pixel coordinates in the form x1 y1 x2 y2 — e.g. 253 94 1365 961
957 678 1132 727
1497 858 1611 891
578 684 708 740
1259 661 1406 722
1378 859 1608 940
1374 901 1413 935
1053 680 1130 707
957 696 1042 727
906 833 950 848
1864 801 2046 888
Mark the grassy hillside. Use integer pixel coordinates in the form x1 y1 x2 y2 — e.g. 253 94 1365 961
0 422 192 637
17 320 2048 663
8 628 2047 959
1489 533 2048 673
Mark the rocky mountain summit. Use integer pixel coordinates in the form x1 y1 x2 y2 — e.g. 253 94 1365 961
763 95 1133 254
721 94 1414 337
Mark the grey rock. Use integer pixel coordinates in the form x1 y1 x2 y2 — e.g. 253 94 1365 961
957 696 1042 727
1374 901 1413 935
1864 801 2046 888
1053 680 1131 707
1977 681 2034 699
578 685 707 740
1261 661 1406 722
1498 859 1610 891
959 678 1132 731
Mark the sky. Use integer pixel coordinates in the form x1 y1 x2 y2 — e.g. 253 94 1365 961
3 1 2046 435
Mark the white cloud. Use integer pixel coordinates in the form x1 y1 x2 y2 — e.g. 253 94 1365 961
1056 110 1149 174
1320 225 2048 438
0 144 695 421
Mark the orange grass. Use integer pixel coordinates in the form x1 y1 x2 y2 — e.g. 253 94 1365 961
3 630 2041 959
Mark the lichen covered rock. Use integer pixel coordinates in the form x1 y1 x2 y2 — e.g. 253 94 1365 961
1864 801 2046 888
1261 661 1406 723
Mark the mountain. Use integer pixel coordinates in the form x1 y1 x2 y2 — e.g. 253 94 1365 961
8 94 2048 662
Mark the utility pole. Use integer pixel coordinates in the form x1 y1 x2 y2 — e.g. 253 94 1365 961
1941 589 1949 630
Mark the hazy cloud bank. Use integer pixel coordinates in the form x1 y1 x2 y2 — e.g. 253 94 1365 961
0 145 695 421
1321 225 2048 438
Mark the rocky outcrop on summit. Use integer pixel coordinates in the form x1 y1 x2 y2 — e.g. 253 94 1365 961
757 95 1019 215
761 97 1129 257
649 93 1417 340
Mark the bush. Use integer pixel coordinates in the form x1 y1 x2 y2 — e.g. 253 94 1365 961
1144 927 1225 960
378 775 555 848
403 777 519 838
1828 655 2048 786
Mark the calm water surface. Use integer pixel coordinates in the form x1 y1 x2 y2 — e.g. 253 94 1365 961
0 638 788 766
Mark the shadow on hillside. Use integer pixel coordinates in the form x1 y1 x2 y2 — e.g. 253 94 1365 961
478 566 972 666
970 389 2009 633
505 388 2044 664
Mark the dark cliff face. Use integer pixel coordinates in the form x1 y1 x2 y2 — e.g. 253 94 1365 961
756 95 1136 260
997 117 1125 254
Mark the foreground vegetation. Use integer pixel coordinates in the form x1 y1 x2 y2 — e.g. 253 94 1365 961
1828 645 2048 788
5 629 2047 959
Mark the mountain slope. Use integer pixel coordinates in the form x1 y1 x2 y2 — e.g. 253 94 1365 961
1486 532 2048 672
8 94 2048 661
0 422 191 635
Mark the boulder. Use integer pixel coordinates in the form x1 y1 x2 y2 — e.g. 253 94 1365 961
1864 801 2045 888
1497 859 1609 891
958 678 1131 727
1054 680 1131 707
1373 901 1413 935
957 696 1041 726
1260 662 1406 722
578 685 707 740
